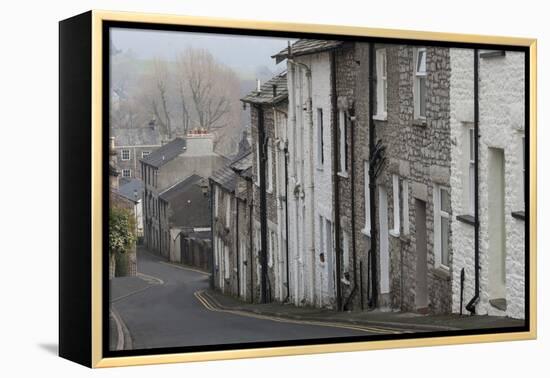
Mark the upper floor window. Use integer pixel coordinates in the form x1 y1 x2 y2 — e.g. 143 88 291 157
121 149 130 161
414 48 427 119
225 193 231 228
375 48 388 119
255 140 261 187
142 151 151 158
122 169 131 178
267 142 273 193
317 108 324 166
338 110 348 176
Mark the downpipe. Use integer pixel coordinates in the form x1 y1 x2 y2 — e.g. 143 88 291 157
465 49 480 315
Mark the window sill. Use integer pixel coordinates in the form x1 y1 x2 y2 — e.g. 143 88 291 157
361 228 371 237
511 211 525 221
432 265 451 280
456 214 476 226
373 114 387 122
316 166 324 172
337 171 349 179
389 229 400 238
412 118 427 127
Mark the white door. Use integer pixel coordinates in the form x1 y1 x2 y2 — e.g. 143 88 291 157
379 186 390 294
325 219 335 304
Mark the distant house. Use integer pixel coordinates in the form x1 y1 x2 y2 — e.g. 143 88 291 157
141 131 228 257
108 137 137 278
118 178 144 239
112 120 162 179
157 174 212 270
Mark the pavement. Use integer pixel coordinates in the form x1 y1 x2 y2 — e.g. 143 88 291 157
109 246 525 351
206 289 525 332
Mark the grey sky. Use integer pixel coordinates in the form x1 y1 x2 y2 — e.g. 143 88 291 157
110 27 290 77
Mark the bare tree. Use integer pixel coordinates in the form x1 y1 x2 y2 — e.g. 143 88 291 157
151 59 172 139
177 48 239 132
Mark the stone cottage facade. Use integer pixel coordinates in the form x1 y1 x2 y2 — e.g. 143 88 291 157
241 73 289 304
450 49 525 319
112 120 162 179
211 151 254 300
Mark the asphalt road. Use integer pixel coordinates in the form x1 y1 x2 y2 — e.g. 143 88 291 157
110 248 371 351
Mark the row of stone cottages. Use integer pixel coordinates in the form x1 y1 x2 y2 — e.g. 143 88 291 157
210 39 526 319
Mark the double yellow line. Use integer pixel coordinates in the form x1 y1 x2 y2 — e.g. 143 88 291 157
194 290 405 335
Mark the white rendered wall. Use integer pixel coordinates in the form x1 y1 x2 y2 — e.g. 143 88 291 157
450 49 525 319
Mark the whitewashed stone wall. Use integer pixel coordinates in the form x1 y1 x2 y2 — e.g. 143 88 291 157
450 49 525 319
285 52 334 307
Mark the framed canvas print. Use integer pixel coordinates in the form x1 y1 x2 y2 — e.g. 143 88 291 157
59 10 537 368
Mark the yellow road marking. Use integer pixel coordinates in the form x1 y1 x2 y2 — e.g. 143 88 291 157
160 261 210 275
194 290 404 335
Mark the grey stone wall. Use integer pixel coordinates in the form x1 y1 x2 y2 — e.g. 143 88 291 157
384 45 452 314
250 102 286 303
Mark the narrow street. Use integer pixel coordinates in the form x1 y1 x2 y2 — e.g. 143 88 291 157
111 248 379 351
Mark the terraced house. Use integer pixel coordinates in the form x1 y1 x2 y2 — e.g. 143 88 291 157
210 39 525 320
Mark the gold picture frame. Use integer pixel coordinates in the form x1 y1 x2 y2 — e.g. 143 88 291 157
59 9 537 368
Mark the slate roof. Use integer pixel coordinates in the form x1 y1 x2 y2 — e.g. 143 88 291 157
159 174 210 228
272 39 344 63
140 138 186 168
210 166 238 193
241 72 288 105
118 178 143 202
111 125 162 146
230 150 253 176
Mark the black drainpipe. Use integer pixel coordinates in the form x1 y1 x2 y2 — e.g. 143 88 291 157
236 196 240 297
344 104 358 311
283 144 291 302
249 198 254 303
331 50 343 311
466 49 480 314
368 42 379 309
209 180 215 289
257 105 269 304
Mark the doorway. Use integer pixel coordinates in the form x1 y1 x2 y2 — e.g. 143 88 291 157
378 186 390 294
415 199 428 309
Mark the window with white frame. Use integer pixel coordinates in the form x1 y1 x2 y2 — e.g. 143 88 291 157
414 48 427 119
338 110 348 175
225 193 231 228
122 169 131 178
468 127 475 214
317 108 324 166
268 230 275 268
376 48 388 118
391 174 401 236
342 231 350 273
224 244 230 279
121 149 130 161
141 151 151 158
363 161 371 235
255 140 261 186
213 186 219 218
267 142 273 193
434 186 451 269
402 179 410 235
319 215 325 260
